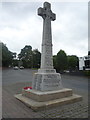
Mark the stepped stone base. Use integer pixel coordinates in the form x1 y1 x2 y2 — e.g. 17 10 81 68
22 88 73 102
15 88 82 111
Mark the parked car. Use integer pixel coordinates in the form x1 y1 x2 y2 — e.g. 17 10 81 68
20 66 24 69
64 70 70 73
13 66 19 70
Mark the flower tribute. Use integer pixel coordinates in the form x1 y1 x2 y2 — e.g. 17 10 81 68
24 86 32 90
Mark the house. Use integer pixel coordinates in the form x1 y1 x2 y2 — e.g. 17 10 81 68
79 51 90 70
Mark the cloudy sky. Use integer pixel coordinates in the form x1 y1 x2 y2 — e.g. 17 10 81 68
0 0 88 57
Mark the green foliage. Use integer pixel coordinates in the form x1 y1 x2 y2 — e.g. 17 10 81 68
12 52 17 59
56 50 67 72
18 45 32 60
32 49 41 68
53 55 57 69
1 42 13 67
88 51 90 55
67 55 79 71
84 70 90 76
53 50 79 72
18 45 33 68
18 46 41 68
13 59 19 67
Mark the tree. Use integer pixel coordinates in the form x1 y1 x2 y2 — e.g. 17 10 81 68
1 42 13 67
12 59 19 67
56 50 67 72
32 49 41 68
12 52 17 59
88 51 90 55
18 45 33 68
53 55 57 69
67 55 79 71
12 52 19 67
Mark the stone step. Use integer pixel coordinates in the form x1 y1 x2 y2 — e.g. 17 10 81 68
14 93 82 111
22 88 73 102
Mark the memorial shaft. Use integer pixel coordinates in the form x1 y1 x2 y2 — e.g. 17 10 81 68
41 16 53 69
38 2 56 70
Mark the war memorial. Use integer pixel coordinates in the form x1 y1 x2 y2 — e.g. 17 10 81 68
15 2 82 111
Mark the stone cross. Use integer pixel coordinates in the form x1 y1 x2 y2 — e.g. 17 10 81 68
15 2 82 109
38 2 56 70
32 2 62 91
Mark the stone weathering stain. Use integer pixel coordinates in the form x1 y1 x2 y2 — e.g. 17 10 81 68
15 2 82 111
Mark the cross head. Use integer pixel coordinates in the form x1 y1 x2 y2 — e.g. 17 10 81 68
38 2 56 21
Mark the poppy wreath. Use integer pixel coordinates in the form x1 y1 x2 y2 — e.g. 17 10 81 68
24 86 32 90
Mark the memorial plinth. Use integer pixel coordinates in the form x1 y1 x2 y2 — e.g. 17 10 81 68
15 2 82 111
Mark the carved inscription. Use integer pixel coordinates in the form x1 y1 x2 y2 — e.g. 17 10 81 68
45 45 52 55
36 74 42 90
45 56 53 67
33 74 42 90
42 74 61 88
45 69 55 73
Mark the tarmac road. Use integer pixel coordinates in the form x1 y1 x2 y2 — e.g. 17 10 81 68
2 68 89 118
2 68 35 85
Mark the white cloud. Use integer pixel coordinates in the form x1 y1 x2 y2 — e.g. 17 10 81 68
52 2 88 56
0 2 88 57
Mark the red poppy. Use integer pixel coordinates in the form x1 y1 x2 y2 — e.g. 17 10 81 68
24 86 32 90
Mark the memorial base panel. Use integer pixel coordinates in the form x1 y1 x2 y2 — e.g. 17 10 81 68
32 72 63 91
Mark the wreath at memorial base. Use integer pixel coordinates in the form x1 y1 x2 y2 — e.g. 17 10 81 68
23 86 32 90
